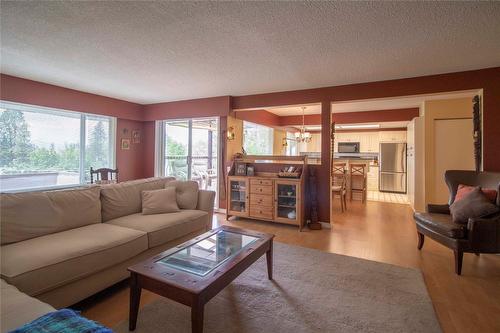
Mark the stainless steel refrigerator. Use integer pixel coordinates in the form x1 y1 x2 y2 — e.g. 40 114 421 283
379 142 407 193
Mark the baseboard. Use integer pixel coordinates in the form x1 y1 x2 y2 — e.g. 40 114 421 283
215 208 226 214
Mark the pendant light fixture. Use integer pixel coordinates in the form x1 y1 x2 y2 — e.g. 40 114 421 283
294 106 312 143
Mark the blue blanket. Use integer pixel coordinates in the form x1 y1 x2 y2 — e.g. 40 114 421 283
10 309 113 333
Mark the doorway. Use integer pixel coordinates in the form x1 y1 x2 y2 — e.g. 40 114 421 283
157 117 219 206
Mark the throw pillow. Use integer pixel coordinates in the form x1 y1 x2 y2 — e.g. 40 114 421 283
455 184 497 203
142 187 180 215
166 180 199 209
450 186 499 224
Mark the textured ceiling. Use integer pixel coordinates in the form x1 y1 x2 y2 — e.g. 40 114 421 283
1 1 499 104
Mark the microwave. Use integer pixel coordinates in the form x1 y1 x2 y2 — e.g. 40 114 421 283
338 142 360 153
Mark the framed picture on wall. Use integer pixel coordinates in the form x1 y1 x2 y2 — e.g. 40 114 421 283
132 130 141 144
235 162 247 176
121 138 131 150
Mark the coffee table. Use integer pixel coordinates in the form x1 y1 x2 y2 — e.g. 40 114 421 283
127 225 274 333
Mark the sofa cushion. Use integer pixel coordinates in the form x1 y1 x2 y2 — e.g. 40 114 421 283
100 177 175 221
166 180 199 209
1 279 54 333
142 187 180 215
414 212 467 239
0 224 148 296
106 210 208 248
1 186 101 245
450 187 499 224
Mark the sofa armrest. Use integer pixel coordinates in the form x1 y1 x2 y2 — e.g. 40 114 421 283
197 190 216 230
426 204 450 215
467 214 500 252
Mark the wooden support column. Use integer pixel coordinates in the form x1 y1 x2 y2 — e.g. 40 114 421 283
321 101 332 224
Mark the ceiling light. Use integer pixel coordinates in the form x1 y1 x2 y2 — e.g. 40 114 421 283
293 107 312 143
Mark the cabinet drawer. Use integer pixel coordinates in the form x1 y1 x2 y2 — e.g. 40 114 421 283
250 179 273 186
250 194 273 206
250 184 273 195
250 206 273 219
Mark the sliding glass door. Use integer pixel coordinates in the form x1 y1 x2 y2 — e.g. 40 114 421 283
158 117 219 205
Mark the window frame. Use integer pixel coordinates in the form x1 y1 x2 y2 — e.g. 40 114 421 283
0 100 116 193
154 117 220 208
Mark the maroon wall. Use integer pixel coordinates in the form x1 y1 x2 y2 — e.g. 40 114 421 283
142 96 230 121
116 119 149 181
234 109 281 127
279 114 321 126
0 75 143 121
277 108 419 126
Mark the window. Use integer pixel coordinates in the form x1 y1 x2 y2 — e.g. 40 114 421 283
243 121 273 155
0 101 116 192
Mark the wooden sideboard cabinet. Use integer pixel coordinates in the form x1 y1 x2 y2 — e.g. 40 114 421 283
227 175 304 230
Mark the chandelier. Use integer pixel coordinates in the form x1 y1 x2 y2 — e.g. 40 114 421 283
294 106 312 143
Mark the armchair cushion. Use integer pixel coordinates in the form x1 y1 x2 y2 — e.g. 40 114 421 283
455 184 497 203
449 187 499 224
414 212 467 239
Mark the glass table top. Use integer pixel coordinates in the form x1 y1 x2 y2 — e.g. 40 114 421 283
156 230 260 277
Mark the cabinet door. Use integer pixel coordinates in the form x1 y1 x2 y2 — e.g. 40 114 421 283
367 167 379 190
359 133 369 152
395 131 407 142
228 177 249 217
380 131 406 142
274 181 300 225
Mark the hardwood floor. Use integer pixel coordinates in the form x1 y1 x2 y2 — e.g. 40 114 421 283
80 201 500 333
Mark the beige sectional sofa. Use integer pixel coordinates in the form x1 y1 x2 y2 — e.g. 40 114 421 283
0 177 215 312
1 279 55 333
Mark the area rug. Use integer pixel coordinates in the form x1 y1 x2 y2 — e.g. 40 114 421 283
114 242 441 333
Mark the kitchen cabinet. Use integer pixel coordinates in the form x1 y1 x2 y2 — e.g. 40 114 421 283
379 131 407 142
335 132 380 152
367 166 379 191
359 132 379 152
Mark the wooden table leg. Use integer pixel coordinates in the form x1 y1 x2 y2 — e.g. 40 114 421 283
129 272 142 331
191 300 204 333
266 240 273 280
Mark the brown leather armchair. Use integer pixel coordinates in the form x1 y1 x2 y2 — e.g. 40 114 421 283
413 170 500 275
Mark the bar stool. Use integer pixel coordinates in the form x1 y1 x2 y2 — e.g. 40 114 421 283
332 162 348 211
332 162 347 174
350 163 367 203
332 173 347 212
